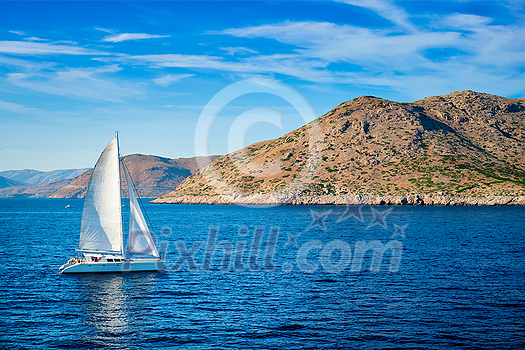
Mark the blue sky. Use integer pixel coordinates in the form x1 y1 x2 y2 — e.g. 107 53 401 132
1 1 524 171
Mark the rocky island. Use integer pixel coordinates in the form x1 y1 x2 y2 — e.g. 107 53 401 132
153 90 525 205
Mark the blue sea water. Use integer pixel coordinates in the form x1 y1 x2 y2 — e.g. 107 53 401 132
0 198 524 349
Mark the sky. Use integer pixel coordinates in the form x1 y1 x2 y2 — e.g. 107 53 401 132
1 0 524 171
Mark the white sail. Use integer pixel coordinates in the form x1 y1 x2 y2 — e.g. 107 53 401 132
78 137 123 253
125 168 160 257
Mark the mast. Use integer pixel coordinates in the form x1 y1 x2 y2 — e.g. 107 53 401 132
116 131 124 257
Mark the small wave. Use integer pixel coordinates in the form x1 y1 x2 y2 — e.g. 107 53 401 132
438 285 469 291
195 306 222 311
360 334 391 341
435 333 470 341
275 324 307 331
50 339 99 349
157 290 202 296
313 278 338 283
491 302 524 308
141 335 206 344
244 331 276 339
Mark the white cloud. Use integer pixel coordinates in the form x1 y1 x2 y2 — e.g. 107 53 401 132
7 66 141 102
337 0 416 32
128 53 225 68
0 100 44 115
95 27 116 34
219 47 258 56
0 55 55 70
153 74 194 86
84 10 524 99
123 52 332 83
24 37 48 42
9 30 26 36
0 40 106 56
102 33 170 42
211 15 525 98
4 5 519 106
437 13 493 29
217 21 460 67
0 100 79 122
433 14 525 66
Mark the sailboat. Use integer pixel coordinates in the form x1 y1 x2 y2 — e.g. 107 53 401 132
60 133 167 273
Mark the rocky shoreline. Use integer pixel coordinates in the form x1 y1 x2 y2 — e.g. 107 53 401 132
151 193 525 206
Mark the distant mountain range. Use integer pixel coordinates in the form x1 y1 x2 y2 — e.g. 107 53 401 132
154 90 525 206
0 169 89 198
0 168 89 186
0 155 218 198
0 175 25 189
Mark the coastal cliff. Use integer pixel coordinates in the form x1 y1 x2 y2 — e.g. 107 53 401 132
153 193 525 206
153 90 525 205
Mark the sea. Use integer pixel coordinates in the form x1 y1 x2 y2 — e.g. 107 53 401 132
0 198 524 349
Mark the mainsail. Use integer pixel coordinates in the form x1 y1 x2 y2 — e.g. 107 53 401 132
78 136 123 253
125 168 160 257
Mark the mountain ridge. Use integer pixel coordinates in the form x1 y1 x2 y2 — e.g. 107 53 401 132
0 175 25 189
0 168 89 186
48 154 218 199
0 179 71 198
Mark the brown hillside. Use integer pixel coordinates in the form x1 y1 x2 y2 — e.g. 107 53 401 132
49 154 218 198
0 179 71 198
154 90 525 205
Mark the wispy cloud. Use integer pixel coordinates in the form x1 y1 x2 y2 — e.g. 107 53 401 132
219 47 258 56
212 13 525 97
437 13 493 29
0 40 106 56
0 54 55 70
337 0 415 32
0 100 44 115
7 65 141 102
434 13 525 66
102 33 170 42
24 37 48 42
153 74 194 86
125 53 225 68
218 21 460 65
120 52 332 83
3 2 524 106
95 27 115 34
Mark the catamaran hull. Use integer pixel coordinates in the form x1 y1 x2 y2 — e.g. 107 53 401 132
60 260 167 274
